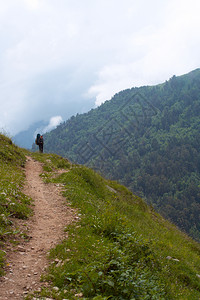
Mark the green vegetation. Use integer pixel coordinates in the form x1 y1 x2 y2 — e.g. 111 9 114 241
42 68 200 241
0 135 71 277
0 134 31 275
30 157 200 299
1 134 200 298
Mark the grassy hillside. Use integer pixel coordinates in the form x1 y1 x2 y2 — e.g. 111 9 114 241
1 134 200 298
38 163 200 300
0 134 31 275
42 68 200 241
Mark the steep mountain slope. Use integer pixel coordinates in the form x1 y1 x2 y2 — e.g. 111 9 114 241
42 68 200 241
1 134 200 298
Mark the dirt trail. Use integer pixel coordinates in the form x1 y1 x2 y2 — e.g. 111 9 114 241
0 156 76 299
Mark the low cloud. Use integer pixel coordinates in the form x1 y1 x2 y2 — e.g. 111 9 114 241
88 0 200 106
0 0 200 134
42 116 63 134
33 116 63 138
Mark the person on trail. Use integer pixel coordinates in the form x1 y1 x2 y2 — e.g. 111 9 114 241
38 135 44 153
35 133 44 153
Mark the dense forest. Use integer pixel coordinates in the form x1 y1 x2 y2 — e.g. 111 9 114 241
41 68 200 241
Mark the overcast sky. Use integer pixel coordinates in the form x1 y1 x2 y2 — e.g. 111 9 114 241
0 0 200 135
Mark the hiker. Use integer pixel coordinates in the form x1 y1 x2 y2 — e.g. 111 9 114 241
38 135 44 153
35 133 44 153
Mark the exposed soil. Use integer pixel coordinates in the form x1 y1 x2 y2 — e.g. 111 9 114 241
0 156 76 299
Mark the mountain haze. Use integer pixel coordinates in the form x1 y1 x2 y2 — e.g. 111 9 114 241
13 120 48 149
42 68 200 241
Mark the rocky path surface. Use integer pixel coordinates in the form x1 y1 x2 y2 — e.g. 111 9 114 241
0 156 75 299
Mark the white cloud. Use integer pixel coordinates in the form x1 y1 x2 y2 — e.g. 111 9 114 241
42 116 63 134
23 0 40 10
87 0 200 105
33 115 63 139
0 0 199 133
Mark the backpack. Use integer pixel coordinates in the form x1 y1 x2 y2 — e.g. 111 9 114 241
35 133 40 145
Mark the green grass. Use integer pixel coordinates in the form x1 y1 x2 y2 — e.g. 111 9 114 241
0 134 32 275
1 134 200 299
30 162 200 299
31 152 71 170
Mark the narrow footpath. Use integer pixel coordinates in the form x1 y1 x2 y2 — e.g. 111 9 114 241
0 156 76 299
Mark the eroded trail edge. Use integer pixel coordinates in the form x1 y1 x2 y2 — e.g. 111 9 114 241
0 156 76 299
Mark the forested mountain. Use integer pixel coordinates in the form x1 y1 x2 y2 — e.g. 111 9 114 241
42 68 200 241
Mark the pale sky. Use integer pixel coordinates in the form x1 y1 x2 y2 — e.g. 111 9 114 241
0 0 200 135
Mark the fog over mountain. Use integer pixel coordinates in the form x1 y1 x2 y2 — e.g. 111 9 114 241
0 0 200 135
13 116 64 148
